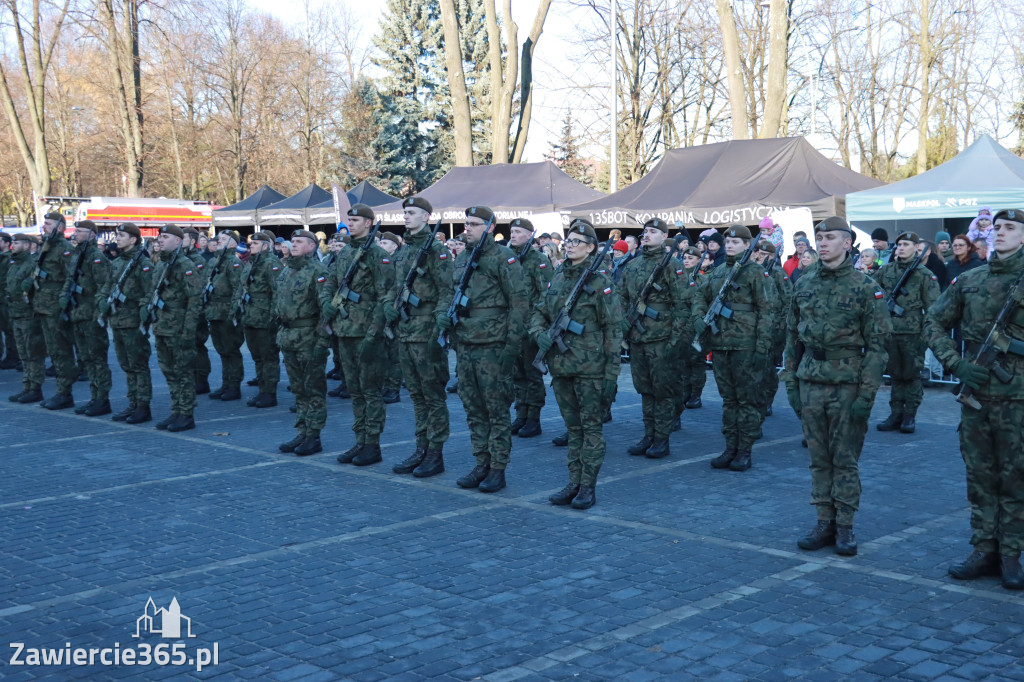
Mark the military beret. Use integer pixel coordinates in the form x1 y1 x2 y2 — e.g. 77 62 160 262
181 227 200 239
14 233 40 244
116 222 141 239
159 224 185 239
682 246 701 257
756 240 776 254
402 196 433 214
567 219 597 242
549 233 562 242
815 216 854 237
43 212 65 224
0 232 11 244
993 208 1024 224
291 229 318 242
75 220 97 231
725 224 752 240
347 203 375 220
219 229 241 244
465 206 494 223
251 231 275 244
379 231 401 245
644 218 668 233
895 231 921 244
455 233 467 243
509 218 535 232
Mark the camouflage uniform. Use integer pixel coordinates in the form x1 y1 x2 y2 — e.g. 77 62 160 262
0 243 17 364
6 248 44 394
328 236 395 446
151 249 203 418
680 264 707 404
875 257 940 421
66 240 113 404
925 245 1024 558
186 246 210 391
98 243 154 411
32 231 77 398
512 244 553 426
276 253 335 439
204 249 246 392
233 249 281 396
760 259 792 416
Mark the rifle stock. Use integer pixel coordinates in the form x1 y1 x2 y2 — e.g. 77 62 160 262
331 219 382 325
692 234 761 351
437 215 494 348
140 244 183 335
98 239 148 327
884 253 923 318
385 218 442 340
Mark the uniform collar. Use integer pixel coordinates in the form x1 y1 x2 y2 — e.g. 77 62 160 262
819 254 853 278
988 245 1024 274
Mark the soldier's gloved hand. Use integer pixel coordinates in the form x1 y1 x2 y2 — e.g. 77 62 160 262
535 331 553 354
20 279 32 293
785 381 802 416
850 396 873 422
435 312 453 330
602 378 617 407
751 352 768 375
58 295 69 311
620 319 632 336
952 358 990 389
382 302 399 323
139 307 150 327
357 336 374 359
692 318 707 338
97 299 111 315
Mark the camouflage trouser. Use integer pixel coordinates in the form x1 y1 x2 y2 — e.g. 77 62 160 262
112 327 151 406
398 339 450 449
457 342 514 470
12 317 44 391
37 313 76 394
552 375 605 486
959 399 1024 556
330 336 343 378
513 337 546 420
759 336 786 418
630 341 676 440
282 343 328 435
243 325 280 394
680 344 707 401
0 302 17 360
337 336 386 444
73 319 112 400
712 349 763 451
383 337 402 393
156 334 197 415
886 333 925 413
209 319 245 387
799 381 868 525
194 315 211 383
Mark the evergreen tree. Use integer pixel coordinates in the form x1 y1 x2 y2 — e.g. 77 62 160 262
549 112 593 187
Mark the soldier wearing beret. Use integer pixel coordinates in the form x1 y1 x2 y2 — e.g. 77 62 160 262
97 223 155 423
437 205 528 493
276 230 337 456
328 204 396 466
619 217 690 460
202 229 246 401
181 227 212 395
6 234 45 403
64 220 113 416
874 231 940 434
376 230 404 403
507 217 553 439
531 219 622 509
233 231 281 408
323 232 348 396
679 246 708 409
751 240 792 422
785 216 891 556
382 196 454 477
30 212 78 409
925 208 1024 589
149 224 204 432
0 232 17 369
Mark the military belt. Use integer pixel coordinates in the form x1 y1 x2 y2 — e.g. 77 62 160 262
806 347 864 361
461 307 506 319
279 319 316 329
726 302 755 312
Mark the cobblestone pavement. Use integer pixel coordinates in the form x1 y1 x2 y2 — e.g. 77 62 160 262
1 348 1022 681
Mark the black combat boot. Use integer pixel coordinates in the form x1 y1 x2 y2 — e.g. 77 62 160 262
247 377 259 386
552 432 569 447
112 404 135 421
797 520 836 550
645 439 670 459
167 413 195 432
352 444 383 466
208 386 225 399
729 450 752 471
1001 556 1024 590
510 416 527 435
710 446 737 469
948 550 1001 580
336 444 364 464
413 449 445 478
549 483 580 506
685 395 702 409
876 412 902 431
75 399 93 415
518 419 542 438
381 388 400 404
219 385 242 401
18 388 43 403
155 413 178 430
84 398 112 417
328 381 350 398
8 390 26 402
194 379 210 395
671 414 682 432
42 393 74 410
279 434 305 453
628 435 653 457
457 465 489 489
571 485 596 510
899 412 916 434
478 468 506 493
248 393 277 408
294 434 323 456
393 446 426 474
835 524 857 556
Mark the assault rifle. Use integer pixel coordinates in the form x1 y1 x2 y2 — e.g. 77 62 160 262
956 265 1024 410
384 218 443 340
29 223 64 299
202 244 230 306
532 240 614 374
437 214 494 349
59 245 91 322
232 249 262 327
692 234 761 351
884 252 923 317
517 234 535 261
622 244 674 337
139 243 183 335
97 241 147 327
330 219 381 317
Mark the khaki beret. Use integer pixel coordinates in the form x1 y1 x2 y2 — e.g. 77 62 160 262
159 224 185 239
682 246 701 257
347 203 375 220
402 196 433 214
815 216 854 237
725 224 752 240
0 232 12 244
43 212 65 224
182 227 201 239
756 240 776 254
895 231 921 244
509 218 535 232
219 229 241 244
643 218 668 233
116 223 141 239
251 231 275 244
14 233 40 244
567 219 597 242
75 220 97 231
291 229 318 243
465 206 494 223
379 231 401 245
993 208 1024 223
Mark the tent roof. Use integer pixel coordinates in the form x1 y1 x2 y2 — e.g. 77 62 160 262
373 160 605 225
212 185 286 226
257 184 332 226
565 137 882 228
348 180 399 207
847 135 1024 221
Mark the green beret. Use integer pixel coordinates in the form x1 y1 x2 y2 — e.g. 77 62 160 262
75 220 97 231
465 206 494 223
182 227 200 239
402 196 433 214
0 232 11 244
116 223 141 239
895 231 921 244
379 231 401 245
814 216 854 237
159 224 185 239
291 229 318 243
347 203 375 220
993 208 1024 224
682 246 701 257
509 218 535 232
725 224 752 240
251 231 275 244
14 233 40 244
43 212 65 225
567 219 597 242
219 229 241 244
756 240 776 254
644 218 668 233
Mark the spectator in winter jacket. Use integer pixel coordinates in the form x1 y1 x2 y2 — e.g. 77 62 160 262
966 207 995 257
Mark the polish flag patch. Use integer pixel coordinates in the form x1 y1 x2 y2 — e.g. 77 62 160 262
931 274 937 280
272 266 279 271
63 251 71 256
603 286 613 295
539 263 547 268
233 263 240 268
507 257 516 264
382 258 390 264
94 258 103 264
439 253 447 260
950 276 959 285
142 266 151 272
185 270 194 276
316 276 326 283
763 271 770 277
874 291 883 299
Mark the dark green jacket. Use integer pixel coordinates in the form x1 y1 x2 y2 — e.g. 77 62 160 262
96 244 154 330
692 255 774 352
384 228 453 343
233 251 281 328
328 235 395 339
149 249 202 338
203 249 243 321
875 257 941 334
619 245 689 345
65 241 112 323
31 233 72 315
275 254 335 352
6 250 36 319
518 244 553 305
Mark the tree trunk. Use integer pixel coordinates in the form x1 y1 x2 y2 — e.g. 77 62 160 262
99 0 144 197
915 0 931 175
715 0 747 140
759 0 788 138
438 0 474 166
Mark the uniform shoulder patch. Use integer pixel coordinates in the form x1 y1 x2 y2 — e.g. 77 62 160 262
142 266 151 272
676 268 685 275
930 274 937 280
233 262 240 268
689 281 696 287
763 271 770 277
507 257 516 265
439 253 447 260
63 250 70 256
382 257 390 264
874 291 883 299
94 258 103 264
272 266 280 271
185 269 194 276
603 286 613 295
539 262 547 268
950 276 958 285
316 275 326 283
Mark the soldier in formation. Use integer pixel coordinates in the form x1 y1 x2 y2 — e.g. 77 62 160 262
233 231 281 408
6 234 44 403
181 227 211 396
32 213 78 409
0 233 18 369
66 220 113 417
751 241 791 421
678 246 707 409
204 230 246 401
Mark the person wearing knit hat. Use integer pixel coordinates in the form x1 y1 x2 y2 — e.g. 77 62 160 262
234 223 282 409
5 232 46 402
759 215 784 255
700 230 726 269
785 215 892 557
967 209 997 258
31 211 77 410
692 223 775 472
935 231 952 259
610 239 632 284
619 212 690 460
201 227 246 403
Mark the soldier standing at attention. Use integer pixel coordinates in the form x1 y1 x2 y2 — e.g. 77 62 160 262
204 230 246 401
30 213 77 409
925 208 1024 590
377 231 404 404
276 230 336 456
532 219 622 509
148 224 203 432
0 233 18 369
874 232 940 434
436 206 528 493
680 246 707 409
6 234 44 403
784 216 891 557
65 220 113 417
620 218 690 460
98 223 154 423
329 204 395 467
383 197 454 478
751 241 791 420
181 228 211 396
324 233 349 399
508 218 552 439
233 231 281 408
